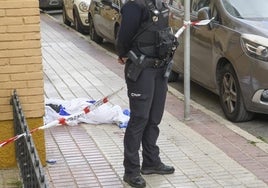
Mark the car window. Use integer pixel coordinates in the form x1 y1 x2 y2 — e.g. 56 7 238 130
168 0 184 11
168 0 219 22
191 0 220 22
113 0 124 9
210 2 220 22
108 0 121 10
222 0 268 19
113 0 119 5
192 0 209 12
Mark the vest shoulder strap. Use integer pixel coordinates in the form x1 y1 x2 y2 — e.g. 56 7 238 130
131 0 160 42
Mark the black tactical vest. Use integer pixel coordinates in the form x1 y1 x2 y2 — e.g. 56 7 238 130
132 0 175 60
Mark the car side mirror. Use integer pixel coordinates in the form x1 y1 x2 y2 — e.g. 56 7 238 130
197 7 213 29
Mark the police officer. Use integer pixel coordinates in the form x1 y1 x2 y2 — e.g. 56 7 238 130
116 0 176 187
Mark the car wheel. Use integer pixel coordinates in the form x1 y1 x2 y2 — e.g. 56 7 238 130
168 70 179 82
219 64 254 122
62 6 71 26
88 16 103 44
73 11 83 33
114 25 120 48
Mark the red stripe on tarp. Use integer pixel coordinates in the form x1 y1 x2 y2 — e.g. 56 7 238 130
58 117 66 125
84 106 90 114
103 97 108 103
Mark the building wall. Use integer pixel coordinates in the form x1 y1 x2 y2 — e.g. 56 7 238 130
0 0 45 168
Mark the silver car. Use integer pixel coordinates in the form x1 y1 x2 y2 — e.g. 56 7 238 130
169 0 268 122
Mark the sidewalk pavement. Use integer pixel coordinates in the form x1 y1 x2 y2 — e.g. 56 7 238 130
2 13 268 188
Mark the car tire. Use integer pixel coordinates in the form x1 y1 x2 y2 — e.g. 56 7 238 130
88 16 103 44
62 6 71 26
114 25 120 48
73 10 83 33
219 64 254 122
168 70 179 82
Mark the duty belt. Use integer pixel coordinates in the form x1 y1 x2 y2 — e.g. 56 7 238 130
127 50 168 68
144 58 167 68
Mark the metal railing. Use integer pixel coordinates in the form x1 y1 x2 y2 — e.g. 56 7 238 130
11 90 48 188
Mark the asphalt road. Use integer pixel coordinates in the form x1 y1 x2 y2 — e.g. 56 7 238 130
43 9 268 143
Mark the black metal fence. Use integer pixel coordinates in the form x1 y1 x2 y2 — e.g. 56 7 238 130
11 90 48 188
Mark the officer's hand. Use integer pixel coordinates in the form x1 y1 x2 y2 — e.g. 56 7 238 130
118 57 128 65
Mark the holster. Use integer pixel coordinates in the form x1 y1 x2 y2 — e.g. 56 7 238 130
126 62 143 81
126 51 145 82
126 50 173 81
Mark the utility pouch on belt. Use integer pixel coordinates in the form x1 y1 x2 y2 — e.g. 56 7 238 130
126 51 145 82
156 27 176 60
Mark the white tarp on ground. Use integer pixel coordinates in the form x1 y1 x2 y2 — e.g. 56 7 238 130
44 98 130 127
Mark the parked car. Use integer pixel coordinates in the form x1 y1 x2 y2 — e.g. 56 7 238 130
168 0 268 122
62 0 91 34
88 0 123 44
39 0 63 10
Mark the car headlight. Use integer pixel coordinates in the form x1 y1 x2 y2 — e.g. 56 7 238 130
79 1 89 12
241 34 268 62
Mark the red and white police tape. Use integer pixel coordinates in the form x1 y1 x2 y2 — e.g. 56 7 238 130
174 17 214 38
0 87 124 148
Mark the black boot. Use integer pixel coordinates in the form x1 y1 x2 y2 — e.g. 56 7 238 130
141 163 175 175
123 174 146 188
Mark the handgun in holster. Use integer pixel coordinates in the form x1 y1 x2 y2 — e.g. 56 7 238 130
126 50 146 81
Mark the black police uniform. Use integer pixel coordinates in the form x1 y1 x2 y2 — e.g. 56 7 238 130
116 0 175 180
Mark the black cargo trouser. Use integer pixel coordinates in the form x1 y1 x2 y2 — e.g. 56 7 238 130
123 60 168 176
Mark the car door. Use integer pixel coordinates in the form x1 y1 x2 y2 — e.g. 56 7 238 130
190 0 215 88
96 0 121 42
170 0 218 89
